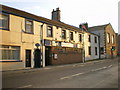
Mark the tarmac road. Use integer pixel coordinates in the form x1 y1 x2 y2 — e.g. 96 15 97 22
2 57 119 88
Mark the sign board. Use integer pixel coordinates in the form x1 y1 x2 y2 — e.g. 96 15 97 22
54 53 58 59
44 40 51 46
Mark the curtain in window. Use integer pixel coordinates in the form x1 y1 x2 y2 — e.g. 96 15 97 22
1 45 20 60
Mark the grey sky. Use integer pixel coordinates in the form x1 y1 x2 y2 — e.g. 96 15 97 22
1 0 119 33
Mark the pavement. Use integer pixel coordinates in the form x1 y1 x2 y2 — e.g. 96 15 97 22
1 57 119 89
2 58 112 73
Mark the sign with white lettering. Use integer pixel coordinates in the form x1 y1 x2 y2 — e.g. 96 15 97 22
54 53 58 59
44 40 51 46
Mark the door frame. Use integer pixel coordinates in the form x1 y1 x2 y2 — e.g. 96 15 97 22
25 49 31 67
45 46 52 66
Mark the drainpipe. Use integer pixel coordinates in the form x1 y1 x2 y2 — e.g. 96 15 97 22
40 23 45 67
82 30 85 63
98 34 101 59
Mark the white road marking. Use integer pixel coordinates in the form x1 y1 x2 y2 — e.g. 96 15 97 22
18 85 32 88
60 73 84 80
60 64 113 80
73 65 77 67
91 67 107 72
73 64 84 67
71 73 84 76
108 65 113 68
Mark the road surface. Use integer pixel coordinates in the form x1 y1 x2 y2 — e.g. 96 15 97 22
2 58 119 88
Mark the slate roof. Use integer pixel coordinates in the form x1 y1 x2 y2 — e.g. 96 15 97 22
1 4 82 32
88 24 109 31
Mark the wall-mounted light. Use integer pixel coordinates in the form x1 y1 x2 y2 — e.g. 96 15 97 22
35 43 40 49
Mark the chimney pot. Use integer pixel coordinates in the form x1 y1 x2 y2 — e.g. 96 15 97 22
51 8 61 22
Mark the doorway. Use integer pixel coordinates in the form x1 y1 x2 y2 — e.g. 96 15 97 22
34 49 41 68
45 46 52 66
25 50 31 67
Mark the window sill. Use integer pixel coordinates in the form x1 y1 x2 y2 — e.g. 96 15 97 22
46 36 53 39
0 60 22 62
0 28 9 31
24 32 34 34
47 36 53 38
62 38 66 40
69 40 75 43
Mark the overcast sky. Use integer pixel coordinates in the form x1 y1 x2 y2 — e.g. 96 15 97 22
1 0 119 33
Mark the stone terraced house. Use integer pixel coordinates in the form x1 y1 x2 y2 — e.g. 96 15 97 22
0 4 117 71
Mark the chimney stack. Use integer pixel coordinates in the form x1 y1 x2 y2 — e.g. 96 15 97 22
79 22 88 31
52 8 61 22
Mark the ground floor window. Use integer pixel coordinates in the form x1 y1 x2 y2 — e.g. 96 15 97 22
0 45 20 61
88 46 91 55
100 47 104 54
95 47 97 55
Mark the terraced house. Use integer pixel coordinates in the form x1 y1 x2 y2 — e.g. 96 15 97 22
0 5 84 71
0 5 116 71
88 24 117 59
79 23 100 61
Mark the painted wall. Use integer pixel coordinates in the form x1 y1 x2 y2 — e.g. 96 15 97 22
84 32 99 61
89 30 106 59
43 25 83 48
1 14 42 71
1 13 84 71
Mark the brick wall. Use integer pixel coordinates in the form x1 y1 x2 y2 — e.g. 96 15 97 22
51 47 83 65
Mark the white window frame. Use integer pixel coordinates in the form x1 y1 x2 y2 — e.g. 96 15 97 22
0 45 20 61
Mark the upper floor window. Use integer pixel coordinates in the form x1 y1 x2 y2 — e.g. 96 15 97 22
79 34 82 42
107 33 110 43
0 13 9 30
112 35 114 44
62 30 66 39
47 26 53 37
70 32 73 40
25 19 33 34
88 35 91 42
94 36 97 43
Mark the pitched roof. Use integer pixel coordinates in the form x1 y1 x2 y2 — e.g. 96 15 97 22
1 4 82 32
88 24 109 31
82 30 99 36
